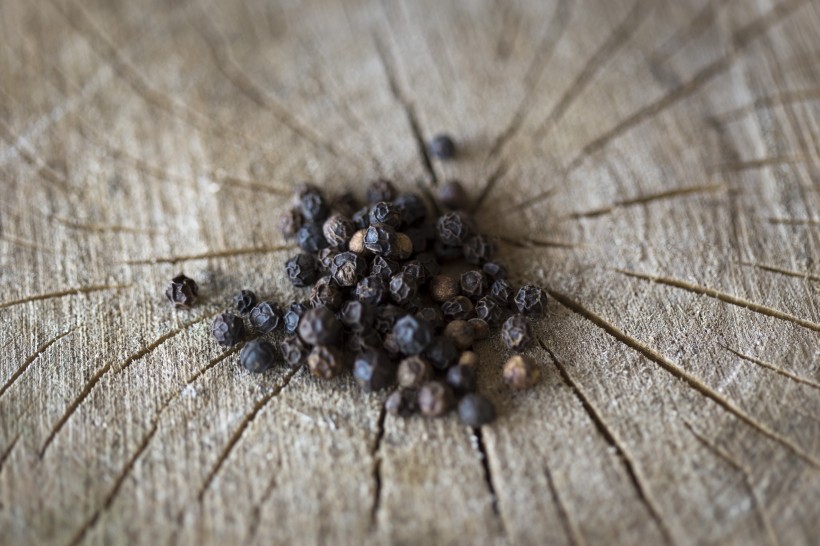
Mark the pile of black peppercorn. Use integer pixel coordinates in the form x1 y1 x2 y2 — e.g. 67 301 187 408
170 173 547 428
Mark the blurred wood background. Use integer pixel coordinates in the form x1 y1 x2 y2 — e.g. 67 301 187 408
1 0 819 544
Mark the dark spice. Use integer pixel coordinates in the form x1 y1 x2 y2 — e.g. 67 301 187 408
234 289 257 314
514 285 548 317
280 335 308 367
430 275 460 302
369 202 401 227
382 331 402 358
416 306 445 331
418 381 455 417
385 388 418 417
372 304 405 334
300 190 329 223
166 274 198 309
462 235 495 265
285 253 319 287
322 214 355 248
283 302 308 334
389 272 418 305
415 252 441 278
356 276 388 306
280 207 303 237
346 327 382 353
364 223 398 256
400 260 427 283
468 318 490 340
460 270 488 299
503 354 540 390
353 350 397 391
309 276 344 311
458 394 496 427
433 241 463 261
330 251 367 287
438 179 468 210
446 364 477 395
240 340 277 373
397 355 433 388
367 179 397 203
298 306 342 346
441 296 475 321
352 206 371 230
211 313 245 347
308 345 344 379
490 279 515 305
393 193 427 225
424 336 459 370
317 248 336 272
296 223 329 253
501 314 532 352
393 315 433 355
249 301 283 334
475 296 504 326
443 320 475 351
339 300 374 331
330 191 359 217
370 255 401 280
482 261 507 281
436 211 473 246
428 134 456 160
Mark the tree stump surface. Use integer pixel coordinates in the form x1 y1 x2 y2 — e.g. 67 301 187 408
1 0 819 544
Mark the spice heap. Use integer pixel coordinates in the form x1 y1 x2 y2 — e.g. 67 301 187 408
170 178 546 427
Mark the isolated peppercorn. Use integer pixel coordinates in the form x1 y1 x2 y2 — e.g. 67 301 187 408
356 276 388 306
310 276 344 311
240 340 277 373
308 345 344 379
503 354 540 390
280 335 308 367
418 381 455 417
211 313 245 346
430 275 460 302
436 211 473 246
446 364 477 394
468 318 490 340
438 179 468 210
367 179 397 203
393 193 427 225
369 202 402 227
330 251 367 287
443 320 475 350
280 207 303 238
398 355 433 388
424 336 459 370
428 134 456 160
285 253 319 287
389 272 418 306
385 388 418 417
249 301 283 334
322 214 355 248
490 279 515 306
482 261 507 281
283 302 308 334
460 270 488 299
296 223 329 253
393 315 433 355
353 350 397 391
501 314 532 352
166 274 198 308
458 394 496 427
234 289 257 314
475 296 504 326
441 296 474 321
514 285 548 317
462 235 496 265
339 300 374 331
364 223 398 256
370 255 400 280
300 190 329 223
298 306 342 346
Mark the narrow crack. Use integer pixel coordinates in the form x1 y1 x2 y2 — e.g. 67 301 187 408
473 426 508 540
370 392 390 530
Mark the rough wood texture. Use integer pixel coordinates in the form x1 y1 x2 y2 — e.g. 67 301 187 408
1 0 819 544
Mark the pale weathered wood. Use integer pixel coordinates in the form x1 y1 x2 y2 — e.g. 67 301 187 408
1 0 819 544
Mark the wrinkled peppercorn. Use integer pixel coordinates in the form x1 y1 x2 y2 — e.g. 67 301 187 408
322 214 355 248
330 251 367 287
415 252 441 278
367 179 397 203
317 248 336 272
438 179 468 210
308 345 344 379
393 193 427 225
441 296 474 321
418 381 455 417
347 327 382 353
352 206 371 230
501 314 532 352
298 306 342 346
400 260 427 283
339 300 374 331
385 388 418 416
398 355 433 387
424 336 459 370
296 223 329 253
240 340 277 373
364 224 398 256
353 350 397 391
468 318 490 340
433 241 463 261
300 190 329 223
458 394 496 427
460 270 488 299
283 302 308 334
370 255 400 280
356 276 388 306
249 301 283 334
369 202 401 227
490 279 515 305
482 261 507 281
443 320 475 350
310 276 344 311
436 211 473 246
280 207 303 237
382 331 402 358
373 304 405 334
234 289 257 314
285 253 319 287
166 274 198 308
462 235 496 265
475 296 504 326
389 272 418 305
211 313 245 346
514 285 548 317
416 306 445 331
280 335 308 367
430 275 460 302
503 354 540 390
428 134 456 160
446 364 477 395
393 315 433 355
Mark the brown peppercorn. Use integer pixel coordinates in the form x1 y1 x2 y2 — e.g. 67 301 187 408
468 318 490 340
349 229 367 254
309 276 343 311
458 351 479 367
395 232 414 260
322 213 355 248
503 354 540 390
308 345 344 379
397 355 433 388
417 381 455 418
385 388 418 417
430 275 460 303
443 319 475 350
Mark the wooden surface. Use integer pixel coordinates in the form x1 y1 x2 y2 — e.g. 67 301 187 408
1 0 819 544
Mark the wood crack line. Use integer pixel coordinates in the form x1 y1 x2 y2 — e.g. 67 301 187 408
543 462 586 546
473 427 509 539
0 326 76 398
370 392 390 529
545 288 820 468
615 268 820 334
741 261 820 283
539 340 674 544
0 435 20 477
120 245 295 265
721 345 820 390
564 184 725 219
0 284 130 310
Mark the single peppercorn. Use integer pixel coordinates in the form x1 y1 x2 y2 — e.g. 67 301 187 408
438 179 469 209
353 350 397 391
356 276 388 306
482 261 507 281
309 276 344 311
393 315 433 355
433 241 463 261
280 207 303 238
298 306 342 346
404 227 430 254
372 304 405 334
458 394 496 427
211 313 245 346
347 327 382 353
382 331 402 358
370 255 401 280
514 285 548 317
317 248 336 273
397 355 433 388
416 306 445 331
367 179 397 203
369 202 401 227
283 302 308 334
443 320 475 350
468 318 490 340
430 275 460 302
166 274 198 308
364 223 398 256
234 289 257 314
415 252 441 278
418 381 455 417
503 354 540 390
460 270 488 299
249 301 283 334
401 260 427 283
280 335 308 367
308 345 344 379
424 336 459 370
330 191 359 217
436 211 473 246
462 234 496 265
475 296 504 326
240 340 277 373
458 351 479 368
441 296 474 321
339 300 374 332
446 364 477 395
490 279 515 306
389 272 418 306
296 223 329 253
428 134 456 160
322 214 355 248
501 314 532 352
385 388 418 417
393 193 427 225
285 253 319 287
300 190 329 223
352 206 371 230
395 233 414 260
349 229 367 254
330 251 367 287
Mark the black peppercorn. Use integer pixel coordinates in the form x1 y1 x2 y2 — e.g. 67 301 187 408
296 223 329 253
309 276 344 311
436 211 473 246
330 251 367 287
501 314 532 352
503 354 540 389
398 355 433 388
416 306 445 331
356 276 388 306
514 285 548 317
416 252 442 278
234 289 257 314
462 235 496 265
418 381 455 417
441 296 474 321
372 304 405 334
438 179 468 209
424 336 459 370
468 318 490 340
316 248 336 273
430 275 460 303
404 227 430 254
369 202 402 227
490 279 515 306
458 394 496 427
249 301 283 334
308 345 344 379
211 313 245 346
475 296 504 326
443 319 475 350
300 190 329 223
367 179 397 203
240 340 277 373
285 253 319 287
460 270 488 299
280 207 303 238
393 315 433 355
382 331 402 358
353 350 397 391
280 335 308 367
385 388 418 417
364 223 398 256
283 302 308 334
298 306 342 346
339 299 374 332
401 260 427 283
446 364 477 395
433 241 463 261
389 272 418 306
352 206 371 230
428 134 456 160
322 214 355 248
347 327 382 353
330 191 359 217
482 261 507 281
166 274 198 308
393 193 427 225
